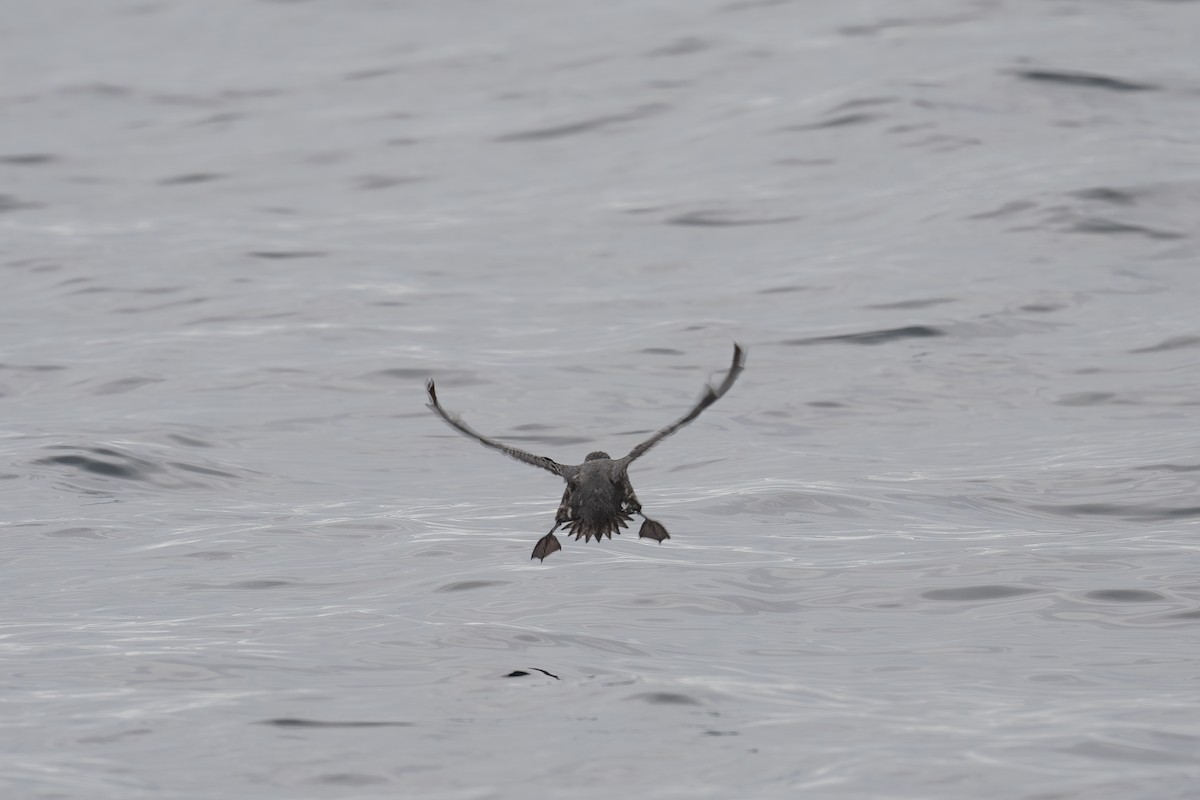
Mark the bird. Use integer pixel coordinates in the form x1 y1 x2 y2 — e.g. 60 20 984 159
425 344 746 561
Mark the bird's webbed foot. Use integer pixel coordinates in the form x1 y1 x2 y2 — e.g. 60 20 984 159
531 533 563 561
637 517 670 543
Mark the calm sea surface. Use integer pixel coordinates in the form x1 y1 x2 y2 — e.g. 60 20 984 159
3 1 1200 797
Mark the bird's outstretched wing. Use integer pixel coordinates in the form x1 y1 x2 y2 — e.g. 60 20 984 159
426 380 570 478
617 343 746 468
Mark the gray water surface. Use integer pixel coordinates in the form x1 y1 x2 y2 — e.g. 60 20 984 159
3 1 1200 798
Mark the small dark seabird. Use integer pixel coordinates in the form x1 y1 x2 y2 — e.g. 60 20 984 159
425 344 745 561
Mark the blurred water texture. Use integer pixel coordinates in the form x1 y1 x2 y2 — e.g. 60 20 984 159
3 1 1200 797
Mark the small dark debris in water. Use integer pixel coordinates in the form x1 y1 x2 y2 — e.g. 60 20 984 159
641 347 684 355
260 718 413 728
629 692 701 705
504 668 560 680
1084 589 1165 603
703 730 739 736
783 325 944 346
1020 303 1064 313
1013 69 1157 92
248 251 327 259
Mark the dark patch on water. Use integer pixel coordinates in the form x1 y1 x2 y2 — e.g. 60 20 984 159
758 285 809 294
641 347 684 355
1020 303 1064 313
78 728 153 744
703 730 739 736
1056 392 1120 406
968 200 1037 220
36 449 155 480
783 112 882 131
1066 217 1183 240
1135 463 1200 473
172 462 239 479
495 103 667 141
922 585 1039 602
1168 609 1200 620
0 363 65 372
158 173 224 185
666 210 801 227
1130 335 1200 354
93 377 163 395
0 194 41 213
248 251 327 259
629 692 701 705
865 297 956 310
344 66 403 81
193 112 244 126
1072 187 1139 205
260 718 413 728
0 153 57 165
168 434 212 448
44 527 107 539
1084 590 1165 603
645 37 711 57
783 325 945 346
356 174 424 190
227 580 297 590
436 580 510 592
1035 503 1200 521
184 551 236 560
1058 740 1195 765
1013 69 1158 92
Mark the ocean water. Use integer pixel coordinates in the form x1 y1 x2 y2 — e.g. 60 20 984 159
3 1 1200 797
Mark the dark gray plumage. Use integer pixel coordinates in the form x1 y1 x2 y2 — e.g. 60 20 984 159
426 344 745 561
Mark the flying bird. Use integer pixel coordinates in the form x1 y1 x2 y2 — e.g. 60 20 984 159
425 344 745 561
